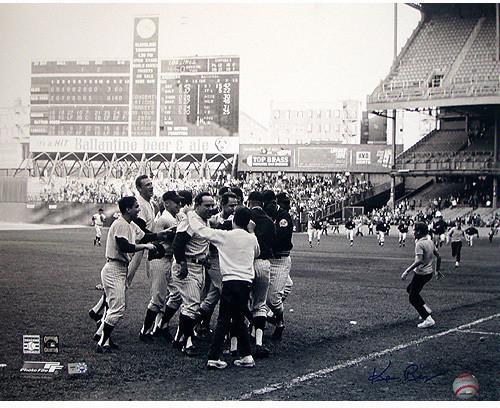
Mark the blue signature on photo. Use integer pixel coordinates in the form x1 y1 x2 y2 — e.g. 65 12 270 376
368 360 445 385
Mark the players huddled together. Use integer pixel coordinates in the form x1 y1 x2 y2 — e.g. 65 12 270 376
88 175 294 370
88 174 499 367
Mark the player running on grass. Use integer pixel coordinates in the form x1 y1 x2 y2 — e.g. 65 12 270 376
401 222 443 329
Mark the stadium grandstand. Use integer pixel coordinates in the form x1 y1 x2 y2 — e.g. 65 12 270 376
368 3 499 223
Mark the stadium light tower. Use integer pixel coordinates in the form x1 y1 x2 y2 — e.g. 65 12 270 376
388 3 398 210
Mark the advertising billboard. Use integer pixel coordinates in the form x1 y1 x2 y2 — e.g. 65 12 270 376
238 143 402 173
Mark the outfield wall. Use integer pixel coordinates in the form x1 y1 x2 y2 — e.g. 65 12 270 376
0 202 117 226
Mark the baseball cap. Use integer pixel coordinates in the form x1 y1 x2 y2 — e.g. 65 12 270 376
218 186 230 197
177 190 193 206
247 191 263 202
162 190 182 204
276 192 290 203
261 190 276 203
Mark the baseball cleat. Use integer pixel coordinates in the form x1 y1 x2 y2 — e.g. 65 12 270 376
455 261 459 268
206 359 228 370
139 332 154 343
92 333 101 342
172 340 184 350
194 326 213 340
108 339 120 350
154 328 174 342
96 344 112 354
233 356 255 368
182 346 199 357
254 345 270 359
88 310 102 322
266 314 277 326
417 316 435 329
272 326 285 341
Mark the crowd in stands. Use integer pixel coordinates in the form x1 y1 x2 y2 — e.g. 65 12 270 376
27 172 373 220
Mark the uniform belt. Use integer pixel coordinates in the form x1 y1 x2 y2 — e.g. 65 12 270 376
106 258 128 267
273 252 290 258
186 257 208 265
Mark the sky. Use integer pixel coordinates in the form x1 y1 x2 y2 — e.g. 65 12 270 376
0 1 421 127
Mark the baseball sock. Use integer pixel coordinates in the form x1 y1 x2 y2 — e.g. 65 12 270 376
152 312 163 333
91 295 106 314
253 316 266 347
141 309 158 335
160 305 178 329
99 322 114 347
230 336 238 352
274 309 284 327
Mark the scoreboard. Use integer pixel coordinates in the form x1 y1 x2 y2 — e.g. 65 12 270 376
160 56 239 137
29 18 240 154
30 61 130 138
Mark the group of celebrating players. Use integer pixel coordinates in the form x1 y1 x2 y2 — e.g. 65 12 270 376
88 175 294 370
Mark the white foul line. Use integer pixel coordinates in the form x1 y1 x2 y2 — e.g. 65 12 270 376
458 329 500 337
239 313 500 400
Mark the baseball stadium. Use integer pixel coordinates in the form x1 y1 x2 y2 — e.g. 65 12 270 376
0 2 499 402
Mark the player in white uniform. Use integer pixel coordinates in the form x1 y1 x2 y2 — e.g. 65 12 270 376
127 175 157 286
92 208 106 246
95 196 155 353
139 191 183 342
307 214 315 248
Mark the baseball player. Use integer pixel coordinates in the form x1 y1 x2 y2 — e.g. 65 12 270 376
151 189 193 341
345 217 355 246
92 208 106 246
126 175 158 287
488 222 498 243
139 191 182 342
332 219 340 234
196 191 239 337
230 187 244 205
267 191 293 341
355 217 364 237
247 191 276 357
95 196 156 353
307 214 315 248
401 222 442 329
376 218 389 246
464 225 479 247
312 219 322 246
448 221 465 268
430 211 448 248
170 192 215 356
398 219 409 247
262 190 278 221
187 206 260 370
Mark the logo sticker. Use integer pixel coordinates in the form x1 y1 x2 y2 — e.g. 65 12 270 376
68 362 88 375
20 361 63 379
43 335 59 353
23 335 40 354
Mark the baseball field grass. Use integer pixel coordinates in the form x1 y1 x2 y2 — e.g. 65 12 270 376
0 226 498 400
